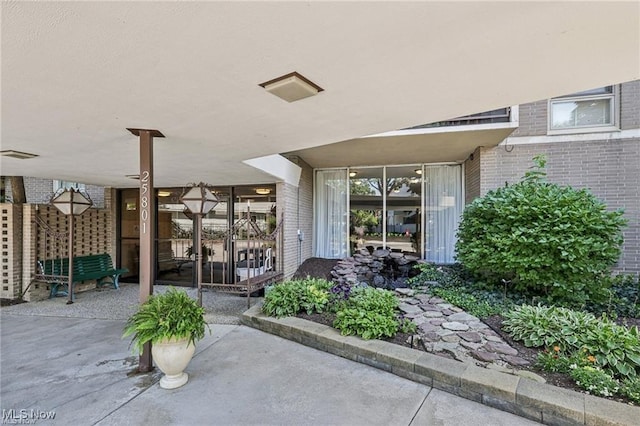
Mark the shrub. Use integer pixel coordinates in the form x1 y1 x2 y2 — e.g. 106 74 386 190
620 376 640 404
589 273 640 318
503 305 640 379
570 366 620 398
408 263 446 284
429 287 505 319
333 287 400 340
455 155 626 306
262 278 332 317
536 346 595 374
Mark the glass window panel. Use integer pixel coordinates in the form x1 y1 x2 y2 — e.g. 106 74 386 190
315 169 348 258
551 98 612 129
423 165 462 263
385 166 421 254
349 167 383 255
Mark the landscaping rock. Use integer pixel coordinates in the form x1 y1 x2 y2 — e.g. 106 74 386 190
447 312 479 322
458 332 482 343
484 342 519 356
472 350 501 362
442 321 469 331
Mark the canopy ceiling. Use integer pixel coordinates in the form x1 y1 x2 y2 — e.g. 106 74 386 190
2 1 638 187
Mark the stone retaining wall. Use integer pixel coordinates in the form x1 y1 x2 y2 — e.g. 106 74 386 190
331 248 423 287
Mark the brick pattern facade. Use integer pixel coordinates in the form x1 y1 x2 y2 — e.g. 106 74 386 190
277 156 314 279
620 80 640 130
3 177 105 208
1 204 22 299
479 139 639 273
1 202 115 300
509 100 548 137
477 80 640 273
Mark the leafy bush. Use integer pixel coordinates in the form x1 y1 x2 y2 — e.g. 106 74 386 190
333 287 400 340
620 376 640 404
570 366 620 398
455 155 626 306
300 279 332 314
502 305 595 348
589 273 640 318
408 263 446 284
503 305 640 379
535 346 595 374
430 287 505 319
262 278 332 317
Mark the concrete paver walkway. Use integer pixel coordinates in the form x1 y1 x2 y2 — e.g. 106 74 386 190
0 285 539 425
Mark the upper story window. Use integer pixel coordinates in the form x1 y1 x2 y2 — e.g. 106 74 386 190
549 86 617 134
405 107 512 130
53 180 85 193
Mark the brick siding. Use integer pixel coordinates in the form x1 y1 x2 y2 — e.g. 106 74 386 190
480 138 640 273
277 156 314 279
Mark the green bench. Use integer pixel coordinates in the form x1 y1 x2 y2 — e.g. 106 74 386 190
37 253 128 298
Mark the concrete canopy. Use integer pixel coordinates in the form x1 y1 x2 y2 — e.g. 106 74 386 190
2 1 639 187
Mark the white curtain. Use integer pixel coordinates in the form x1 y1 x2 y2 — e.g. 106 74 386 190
314 169 348 258
423 165 462 263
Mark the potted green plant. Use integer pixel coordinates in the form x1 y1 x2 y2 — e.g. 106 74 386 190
123 287 208 389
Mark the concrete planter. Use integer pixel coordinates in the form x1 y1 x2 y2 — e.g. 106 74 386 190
152 337 196 389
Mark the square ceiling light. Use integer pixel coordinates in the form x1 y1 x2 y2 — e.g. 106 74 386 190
0 150 39 159
259 72 323 102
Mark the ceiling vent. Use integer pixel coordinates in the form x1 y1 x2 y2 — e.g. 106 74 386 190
259 72 323 102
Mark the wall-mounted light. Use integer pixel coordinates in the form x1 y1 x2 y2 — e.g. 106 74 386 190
255 188 271 195
158 191 172 197
349 171 357 178
414 169 422 175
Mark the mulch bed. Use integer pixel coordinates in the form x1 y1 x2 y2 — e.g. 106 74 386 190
292 258 637 406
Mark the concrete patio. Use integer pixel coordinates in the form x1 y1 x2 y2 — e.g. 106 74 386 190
0 284 541 425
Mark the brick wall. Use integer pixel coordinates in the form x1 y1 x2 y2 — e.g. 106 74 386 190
1 204 22 299
480 138 640 273
3 177 105 208
620 80 640 130
509 100 548 137
0 201 116 301
276 156 313 279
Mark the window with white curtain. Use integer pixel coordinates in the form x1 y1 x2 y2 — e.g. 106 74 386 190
314 165 463 263
314 169 348 258
423 165 463 263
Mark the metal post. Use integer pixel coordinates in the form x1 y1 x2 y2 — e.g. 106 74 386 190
195 213 203 306
128 127 164 373
67 212 74 305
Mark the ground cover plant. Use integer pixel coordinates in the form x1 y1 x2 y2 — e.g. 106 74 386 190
406 261 639 404
292 258 639 405
262 277 414 340
503 304 640 402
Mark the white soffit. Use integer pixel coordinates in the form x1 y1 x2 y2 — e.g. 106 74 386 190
243 155 302 187
1 1 639 187
288 126 518 168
